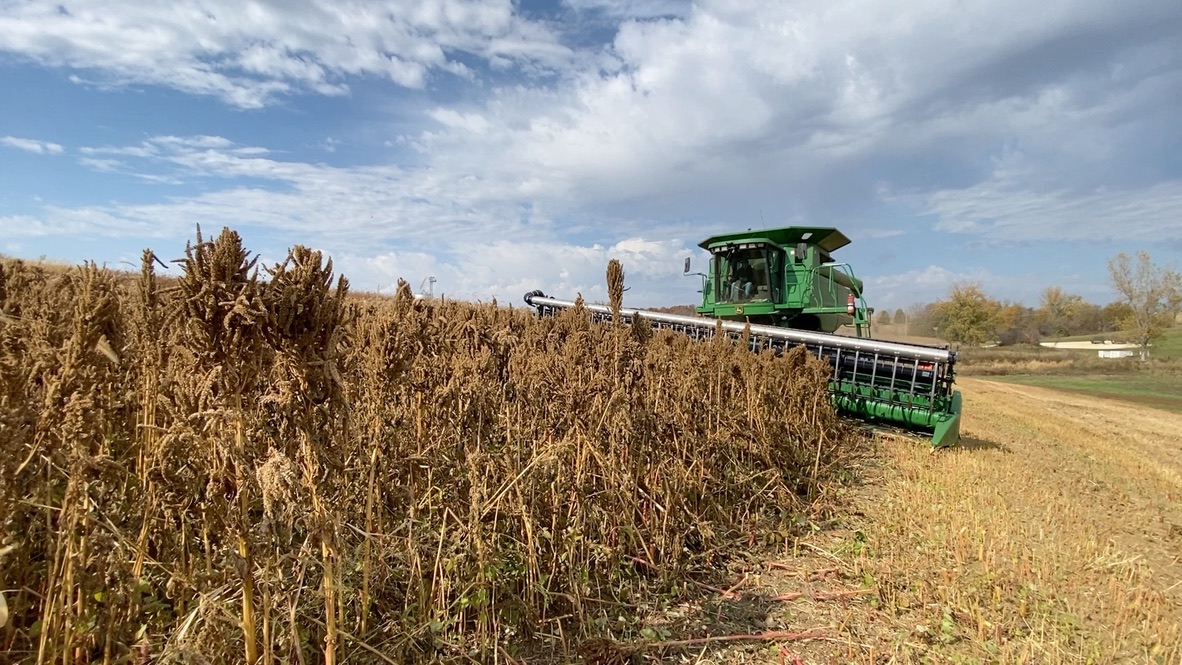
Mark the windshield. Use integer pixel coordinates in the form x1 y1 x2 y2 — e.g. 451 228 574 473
715 247 772 303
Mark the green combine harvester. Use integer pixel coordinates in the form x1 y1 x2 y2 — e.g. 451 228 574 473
525 226 963 447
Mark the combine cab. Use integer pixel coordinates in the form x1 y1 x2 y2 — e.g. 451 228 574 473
524 226 963 447
691 226 870 336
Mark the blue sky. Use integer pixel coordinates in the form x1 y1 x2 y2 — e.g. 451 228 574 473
2 0 1181 310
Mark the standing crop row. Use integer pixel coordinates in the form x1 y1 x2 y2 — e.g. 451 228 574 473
0 228 853 663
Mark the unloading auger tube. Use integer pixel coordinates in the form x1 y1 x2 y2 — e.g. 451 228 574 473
523 291 963 447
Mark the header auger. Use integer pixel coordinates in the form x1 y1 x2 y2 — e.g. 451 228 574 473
524 225 963 447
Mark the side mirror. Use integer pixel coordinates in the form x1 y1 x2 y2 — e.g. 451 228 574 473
683 257 691 274
795 242 808 263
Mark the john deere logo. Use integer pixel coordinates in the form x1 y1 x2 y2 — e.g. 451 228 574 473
735 306 744 315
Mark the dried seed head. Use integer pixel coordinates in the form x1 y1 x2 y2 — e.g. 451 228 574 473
607 259 624 321
256 448 298 520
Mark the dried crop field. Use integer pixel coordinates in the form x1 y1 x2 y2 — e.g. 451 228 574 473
704 378 1182 664
0 228 856 663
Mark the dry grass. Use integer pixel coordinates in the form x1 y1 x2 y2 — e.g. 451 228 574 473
955 345 1141 376
692 377 1182 664
0 229 857 663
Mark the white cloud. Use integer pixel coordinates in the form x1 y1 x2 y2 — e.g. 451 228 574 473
4 0 1182 310
860 228 906 240
76 157 122 171
889 151 1182 243
428 109 492 134
397 0 1182 238
7 1 1180 230
13 132 702 305
865 263 1101 310
1 136 64 154
560 0 691 20
0 214 86 237
338 236 696 306
0 0 573 108
78 145 158 159
869 265 997 310
57 136 528 244
928 180 1182 242
872 265 986 291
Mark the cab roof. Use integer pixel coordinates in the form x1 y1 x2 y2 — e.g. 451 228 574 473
698 226 852 253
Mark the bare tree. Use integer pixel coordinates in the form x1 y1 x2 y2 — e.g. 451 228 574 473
1106 251 1182 360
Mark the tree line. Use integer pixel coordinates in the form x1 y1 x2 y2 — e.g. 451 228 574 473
891 251 1181 359
890 286 1135 344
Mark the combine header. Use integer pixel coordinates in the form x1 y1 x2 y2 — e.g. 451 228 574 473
524 226 963 447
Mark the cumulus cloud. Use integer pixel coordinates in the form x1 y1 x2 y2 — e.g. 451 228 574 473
871 266 950 309
872 265 986 290
869 265 998 309
891 148 1182 244
1 136 64 154
4 0 1182 307
924 179 1182 243
17 134 703 305
341 236 694 306
58 135 547 245
0 0 573 108
865 262 1099 310
402 0 1182 239
559 0 690 21
76 157 121 171
7 1 1181 228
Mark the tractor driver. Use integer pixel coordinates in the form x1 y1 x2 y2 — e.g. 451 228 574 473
729 257 755 301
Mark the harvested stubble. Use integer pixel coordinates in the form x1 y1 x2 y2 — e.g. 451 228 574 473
0 228 854 663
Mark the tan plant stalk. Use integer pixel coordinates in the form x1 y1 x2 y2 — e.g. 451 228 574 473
360 445 380 634
262 560 273 665
238 414 259 665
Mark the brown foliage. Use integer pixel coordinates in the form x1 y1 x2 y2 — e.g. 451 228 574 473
0 228 853 663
